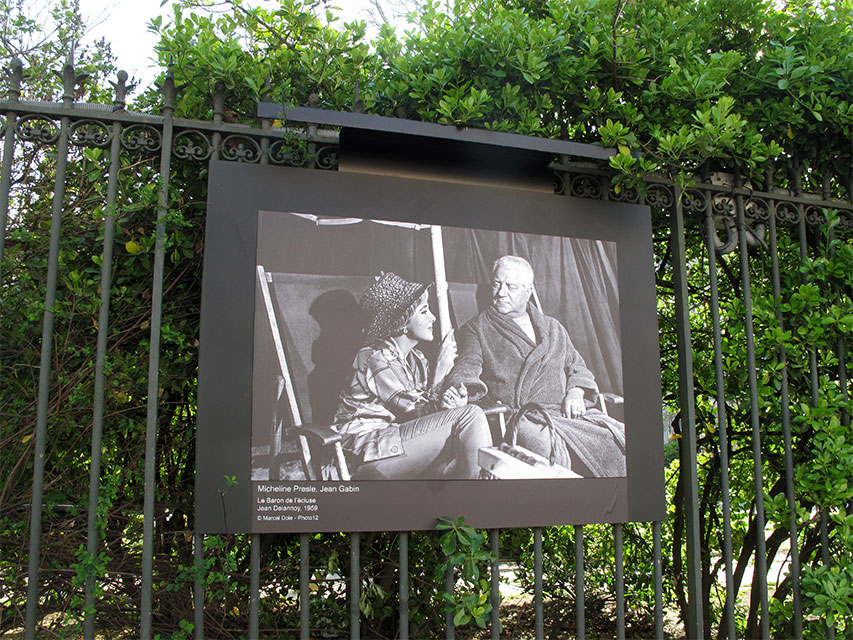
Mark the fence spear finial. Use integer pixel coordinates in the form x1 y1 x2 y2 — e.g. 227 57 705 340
353 77 363 113
162 72 176 111
61 60 76 105
261 71 272 103
213 80 226 124
112 70 128 111
790 154 803 196
8 57 23 102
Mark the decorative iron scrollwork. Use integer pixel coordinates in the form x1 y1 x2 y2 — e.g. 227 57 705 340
17 115 60 144
610 184 639 203
552 171 567 196
121 125 162 153
220 134 261 163
680 188 707 214
742 197 770 248
173 130 212 161
837 209 853 231
775 201 801 225
744 197 770 223
70 119 112 148
645 184 673 209
569 175 602 199
314 145 339 170
805 205 827 226
269 139 308 166
712 193 737 217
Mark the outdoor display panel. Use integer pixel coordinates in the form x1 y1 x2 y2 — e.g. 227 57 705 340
197 160 664 533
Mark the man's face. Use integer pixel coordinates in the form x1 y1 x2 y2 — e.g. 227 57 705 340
492 263 532 318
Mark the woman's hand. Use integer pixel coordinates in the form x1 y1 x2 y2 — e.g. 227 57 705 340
441 383 468 409
433 329 457 387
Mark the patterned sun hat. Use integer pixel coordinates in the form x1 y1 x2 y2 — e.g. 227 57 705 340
360 272 430 343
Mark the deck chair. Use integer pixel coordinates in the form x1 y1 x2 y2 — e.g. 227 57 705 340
256 266 353 481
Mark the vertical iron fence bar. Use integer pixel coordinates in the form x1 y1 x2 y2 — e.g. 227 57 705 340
307 97 318 164
83 70 128 640
259 113 271 165
445 562 455 639
208 79 225 141
193 534 204 640
0 58 22 290
614 523 625 640
819 511 835 639
735 188 770 639
843 140 853 435
193 82 224 640
140 73 176 639
399 531 409 640
839 325 849 427
796 209 835 639
300 532 310 640
702 200 737 640
839 338 849 429
575 525 584 640
653 521 663 640
211 81 224 160
836 276 853 640
796 215 819 407
534 527 543 640
249 535 260 640
350 532 360 639
490 529 500 640
24 62 76 639
830 203 851 626
766 195 803 638
840 225 851 636
670 185 704 639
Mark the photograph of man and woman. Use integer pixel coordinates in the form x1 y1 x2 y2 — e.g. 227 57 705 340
251 211 626 482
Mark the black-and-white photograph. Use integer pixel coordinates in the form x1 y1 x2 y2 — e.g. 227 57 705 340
251 211 626 483
197 161 663 533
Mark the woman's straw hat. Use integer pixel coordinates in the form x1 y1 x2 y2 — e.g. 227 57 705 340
360 272 430 342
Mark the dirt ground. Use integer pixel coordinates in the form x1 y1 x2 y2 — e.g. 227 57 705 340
465 596 684 640
1 597 686 639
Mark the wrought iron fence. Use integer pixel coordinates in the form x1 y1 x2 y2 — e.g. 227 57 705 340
1 60 851 639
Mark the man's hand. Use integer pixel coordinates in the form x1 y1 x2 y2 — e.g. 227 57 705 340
562 387 586 418
441 383 468 409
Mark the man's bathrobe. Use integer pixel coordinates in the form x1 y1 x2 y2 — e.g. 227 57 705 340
446 304 626 477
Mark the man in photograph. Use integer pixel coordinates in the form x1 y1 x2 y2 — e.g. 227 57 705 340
446 255 626 477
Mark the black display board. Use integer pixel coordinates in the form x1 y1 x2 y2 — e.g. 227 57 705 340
197 161 664 533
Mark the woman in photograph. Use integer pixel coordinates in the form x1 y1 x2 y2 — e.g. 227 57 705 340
334 272 492 479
